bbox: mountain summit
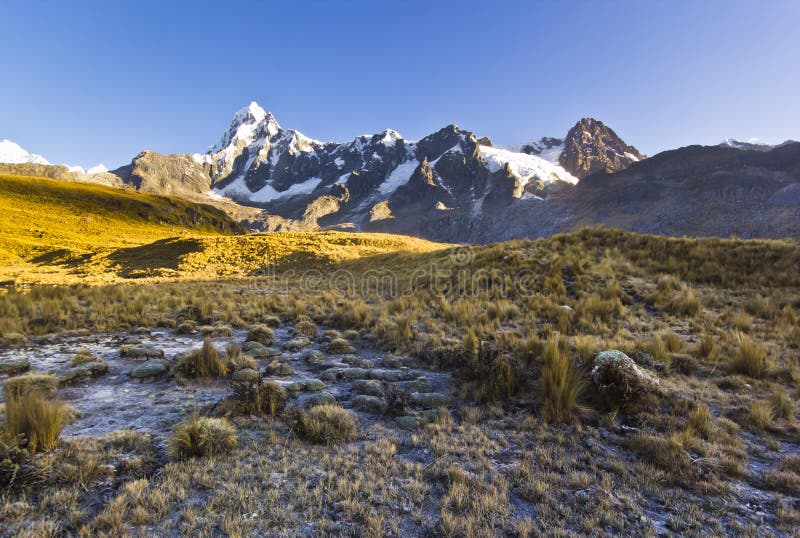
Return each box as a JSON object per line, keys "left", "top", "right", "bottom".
{"left": 522, "top": 118, "right": 644, "bottom": 178}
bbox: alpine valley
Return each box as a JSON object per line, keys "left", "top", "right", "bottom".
{"left": 2, "top": 102, "right": 798, "bottom": 242}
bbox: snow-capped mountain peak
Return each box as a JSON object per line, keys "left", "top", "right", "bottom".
{"left": 0, "top": 139, "right": 49, "bottom": 165}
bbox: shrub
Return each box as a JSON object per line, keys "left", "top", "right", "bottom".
{"left": 539, "top": 337, "right": 583, "bottom": 423}
{"left": 246, "top": 324, "right": 275, "bottom": 345}
{"left": 168, "top": 415, "right": 238, "bottom": 459}
{"left": 728, "top": 334, "right": 769, "bottom": 379}
{"left": 4, "top": 390, "right": 66, "bottom": 452}
{"left": 174, "top": 337, "right": 228, "bottom": 378}
{"left": 343, "top": 329, "right": 360, "bottom": 341}
{"left": 294, "top": 320, "right": 318, "bottom": 338}
{"left": 293, "top": 404, "right": 358, "bottom": 444}
{"left": 3, "top": 374, "right": 59, "bottom": 400}
{"left": 261, "top": 315, "right": 281, "bottom": 328}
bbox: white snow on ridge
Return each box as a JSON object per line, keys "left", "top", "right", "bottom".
{"left": 479, "top": 145, "right": 577, "bottom": 185}
{"left": 0, "top": 139, "right": 49, "bottom": 165}
{"left": 250, "top": 176, "right": 323, "bottom": 203}
{"left": 378, "top": 159, "right": 419, "bottom": 195}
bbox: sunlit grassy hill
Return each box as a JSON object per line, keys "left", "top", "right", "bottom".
{"left": 0, "top": 174, "right": 446, "bottom": 284}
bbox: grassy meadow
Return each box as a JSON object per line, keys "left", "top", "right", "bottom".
{"left": 0, "top": 174, "right": 799, "bottom": 535}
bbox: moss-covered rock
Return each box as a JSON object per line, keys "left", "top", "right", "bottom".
{"left": 264, "top": 360, "right": 293, "bottom": 377}
{"left": 246, "top": 325, "right": 275, "bottom": 346}
{"left": 243, "top": 341, "right": 280, "bottom": 358}
{"left": 130, "top": 359, "right": 170, "bottom": 379}
{"left": 119, "top": 344, "right": 164, "bottom": 360}
{"left": 58, "top": 361, "right": 109, "bottom": 385}
{"left": 230, "top": 368, "right": 260, "bottom": 383}
{"left": 591, "top": 350, "right": 660, "bottom": 404}
{"left": 284, "top": 337, "right": 312, "bottom": 351}
{"left": 328, "top": 338, "right": 356, "bottom": 354}
{"left": 353, "top": 395, "right": 386, "bottom": 414}
{"left": 0, "top": 357, "right": 30, "bottom": 376}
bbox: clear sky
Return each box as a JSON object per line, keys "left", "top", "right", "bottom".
{"left": 2, "top": 0, "right": 798, "bottom": 168}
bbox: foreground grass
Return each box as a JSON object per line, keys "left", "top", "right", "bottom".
{"left": 1, "top": 221, "right": 799, "bottom": 534}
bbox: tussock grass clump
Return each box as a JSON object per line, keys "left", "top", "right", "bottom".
{"left": 539, "top": 337, "right": 583, "bottom": 423}
{"left": 477, "top": 353, "right": 518, "bottom": 403}
{"left": 246, "top": 324, "right": 274, "bottom": 345}
{"left": 626, "top": 430, "right": 696, "bottom": 480}
{"left": 293, "top": 404, "right": 358, "bottom": 444}
{"left": 328, "top": 337, "right": 356, "bottom": 354}
{"left": 72, "top": 349, "right": 96, "bottom": 366}
{"left": 0, "top": 431, "right": 44, "bottom": 488}
{"left": 225, "top": 343, "right": 257, "bottom": 372}
{"left": 748, "top": 401, "right": 772, "bottom": 430}
{"left": 687, "top": 405, "right": 714, "bottom": 439}
{"left": 770, "top": 387, "right": 794, "bottom": 420}
{"left": 293, "top": 320, "right": 318, "bottom": 338}
{"left": 3, "top": 373, "right": 58, "bottom": 400}
{"left": 728, "top": 334, "right": 769, "bottom": 379}
{"left": 174, "top": 337, "right": 228, "bottom": 378}
{"left": 223, "top": 379, "right": 287, "bottom": 417}
{"left": 4, "top": 390, "right": 66, "bottom": 452}
{"left": 168, "top": 415, "right": 237, "bottom": 459}
{"left": 696, "top": 333, "right": 717, "bottom": 360}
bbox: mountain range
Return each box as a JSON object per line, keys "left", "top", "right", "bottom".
{"left": 2, "top": 103, "right": 798, "bottom": 241}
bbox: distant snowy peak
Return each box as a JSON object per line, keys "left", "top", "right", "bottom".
{"left": 717, "top": 138, "right": 798, "bottom": 152}
{"left": 521, "top": 118, "right": 643, "bottom": 179}
{"left": 0, "top": 139, "right": 49, "bottom": 165}
{"left": 520, "top": 137, "right": 564, "bottom": 164}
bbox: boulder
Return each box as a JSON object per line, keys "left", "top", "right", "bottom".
{"left": 591, "top": 350, "right": 660, "bottom": 403}
{"left": 130, "top": 359, "right": 170, "bottom": 379}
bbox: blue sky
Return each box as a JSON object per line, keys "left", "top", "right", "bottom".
{"left": 2, "top": 0, "right": 799, "bottom": 168}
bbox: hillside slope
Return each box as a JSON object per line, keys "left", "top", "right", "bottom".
{"left": 0, "top": 173, "right": 445, "bottom": 284}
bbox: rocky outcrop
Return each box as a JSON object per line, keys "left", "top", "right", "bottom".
{"left": 559, "top": 118, "right": 644, "bottom": 178}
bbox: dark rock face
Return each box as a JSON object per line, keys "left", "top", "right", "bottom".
{"left": 559, "top": 118, "right": 644, "bottom": 179}
{"left": 473, "top": 142, "right": 800, "bottom": 242}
